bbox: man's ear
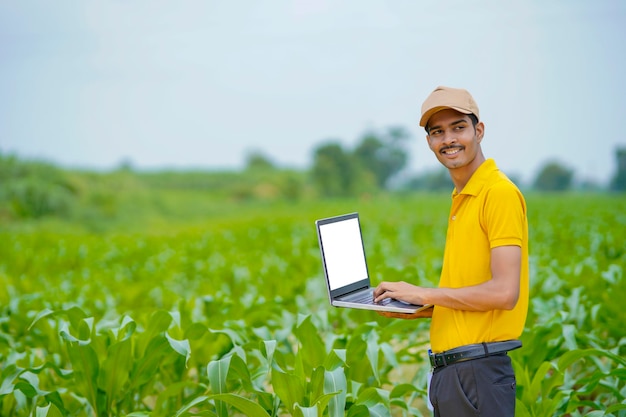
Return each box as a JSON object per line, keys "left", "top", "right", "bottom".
{"left": 475, "top": 121, "right": 485, "bottom": 143}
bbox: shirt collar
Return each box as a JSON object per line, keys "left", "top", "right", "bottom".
{"left": 451, "top": 159, "right": 498, "bottom": 197}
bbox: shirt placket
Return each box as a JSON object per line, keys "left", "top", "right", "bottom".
{"left": 448, "top": 194, "right": 465, "bottom": 240}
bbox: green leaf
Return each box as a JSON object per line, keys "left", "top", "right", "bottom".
{"left": 324, "top": 367, "right": 346, "bottom": 417}
{"left": 293, "top": 403, "right": 318, "bottom": 417}
{"left": 389, "top": 383, "right": 418, "bottom": 399}
{"left": 308, "top": 366, "right": 325, "bottom": 407}
{"left": 173, "top": 395, "right": 210, "bottom": 417}
{"left": 97, "top": 337, "right": 133, "bottom": 413}
{"left": 208, "top": 356, "right": 230, "bottom": 394}
{"left": 169, "top": 310, "right": 182, "bottom": 329}
{"left": 227, "top": 354, "right": 254, "bottom": 392}
{"left": 128, "top": 335, "right": 172, "bottom": 390}
{"left": 514, "top": 399, "right": 532, "bottom": 417}
{"left": 0, "top": 364, "right": 22, "bottom": 396}
{"left": 138, "top": 310, "right": 173, "bottom": 355}
{"left": 153, "top": 381, "right": 199, "bottom": 416}
{"left": 64, "top": 306, "right": 89, "bottom": 332}
{"left": 312, "top": 393, "right": 340, "bottom": 415}
{"left": 27, "top": 308, "right": 55, "bottom": 331}
{"left": 66, "top": 309, "right": 94, "bottom": 342}
{"left": 271, "top": 368, "right": 305, "bottom": 413}
{"left": 112, "top": 314, "right": 137, "bottom": 342}
{"left": 294, "top": 315, "right": 327, "bottom": 374}
{"left": 365, "top": 330, "right": 381, "bottom": 384}
{"left": 368, "top": 404, "right": 391, "bottom": 417}
{"left": 355, "top": 387, "right": 390, "bottom": 413}
{"left": 324, "top": 349, "right": 347, "bottom": 371}
{"left": 389, "top": 383, "right": 420, "bottom": 411}
{"left": 43, "top": 391, "right": 67, "bottom": 415}
{"left": 209, "top": 327, "right": 245, "bottom": 346}
{"left": 184, "top": 322, "right": 208, "bottom": 340}
{"left": 15, "top": 381, "right": 38, "bottom": 398}
{"left": 208, "top": 393, "right": 270, "bottom": 417}
{"left": 345, "top": 330, "right": 381, "bottom": 384}
{"left": 165, "top": 332, "right": 191, "bottom": 367}
{"left": 557, "top": 348, "right": 626, "bottom": 370}
{"left": 35, "top": 403, "right": 65, "bottom": 417}
{"left": 606, "top": 403, "right": 626, "bottom": 412}
{"left": 147, "top": 310, "right": 174, "bottom": 335}
{"left": 208, "top": 355, "right": 232, "bottom": 417}
{"left": 262, "top": 340, "right": 277, "bottom": 368}
{"left": 59, "top": 318, "right": 92, "bottom": 346}
{"left": 346, "top": 404, "right": 370, "bottom": 417}
{"left": 527, "top": 361, "right": 561, "bottom": 402}
{"left": 65, "top": 340, "right": 100, "bottom": 416}
{"left": 379, "top": 342, "right": 398, "bottom": 369}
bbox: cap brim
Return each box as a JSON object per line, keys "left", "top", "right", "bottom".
{"left": 419, "top": 106, "right": 473, "bottom": 127}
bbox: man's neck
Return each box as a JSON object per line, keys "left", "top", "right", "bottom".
{"left": 449, "top": 154, "right": 486, "bottom": 193}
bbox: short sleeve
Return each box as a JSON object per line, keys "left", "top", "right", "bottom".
{"left": 482, "top": 181, "right": 526, "bottom": 249}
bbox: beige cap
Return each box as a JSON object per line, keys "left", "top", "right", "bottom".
{"left": 420, "top": 86, "right": 480, "bottom": 127}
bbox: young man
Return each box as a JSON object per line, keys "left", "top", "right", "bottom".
{"left": 373, "top": 86, "right": 529, "bottom": 416}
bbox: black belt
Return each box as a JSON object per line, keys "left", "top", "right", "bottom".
{"left": 429, "top": 340, "right": 522, "bottom": 369}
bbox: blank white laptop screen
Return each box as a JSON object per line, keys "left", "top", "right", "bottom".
{"left": 318, "top": 217, "right": 368, "bottom": 290}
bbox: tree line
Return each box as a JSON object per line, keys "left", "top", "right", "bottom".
{"left": 280, "top": 127, "right": 626, "bottom": 197}
{"left": 1, "top": 134, "right": 625, "bottom": 221}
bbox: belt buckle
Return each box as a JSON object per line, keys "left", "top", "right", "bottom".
{"left": 428, "top": 349, "right": 445, "bottom": 368}
{"left": 428, "top": 349, "right": 437, "bottom": 368}
{"left": 429, "top": 355, "right": 437, "bottom": 368}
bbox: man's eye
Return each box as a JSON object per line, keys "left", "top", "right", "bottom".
{"left": 431, "top": 129, "right": 442, "bottom": 135}
{"left": 454, "top": 125, "right": 466, "bottom": 130}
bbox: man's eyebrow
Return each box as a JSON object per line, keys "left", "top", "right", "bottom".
{"left": 429, "top": 118, "right": 468, "bottom": 131}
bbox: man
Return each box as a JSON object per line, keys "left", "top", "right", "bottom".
{"left": 373, "top": 86, "right": 529, "bottom": 416}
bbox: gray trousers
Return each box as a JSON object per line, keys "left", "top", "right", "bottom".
{"left": 429, "top": 353, "right": 516, "bottom": 416}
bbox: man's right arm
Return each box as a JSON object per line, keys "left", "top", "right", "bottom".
{"left": 377, "top": 305, "right": 433, "bottom": 320}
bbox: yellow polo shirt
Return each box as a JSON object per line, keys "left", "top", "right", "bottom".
{"left": 430, "top": 159, "right": 529, "bottom": 353}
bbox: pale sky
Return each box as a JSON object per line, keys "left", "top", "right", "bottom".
{"left": 1, "top": 0, "right": 625, "bottom": 185}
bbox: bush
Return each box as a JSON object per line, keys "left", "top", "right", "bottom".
{"left": 0, "top": 154, "right": 76, "bottom": 219}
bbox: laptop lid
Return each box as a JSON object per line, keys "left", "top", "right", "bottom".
{"left": 315, "top": 212, "right": 370, "bottom": 300}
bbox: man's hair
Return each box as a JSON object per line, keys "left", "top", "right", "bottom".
{"left": 425, "top": 113, "right": 479, "bottom": 134}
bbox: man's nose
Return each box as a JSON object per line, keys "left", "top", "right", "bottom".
{"left": 441, "top": 131, "right": 457, "bottom": 146}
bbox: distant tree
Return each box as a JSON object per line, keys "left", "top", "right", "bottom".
{"left": 609, "top": 147, "right": 626, "bottom": 192}
{"left": 278, "top": 171, "right": 304, "bottom": 201}
{"left": 533, "top": 161, "right": 574, "bottom": 191}
{"left": 116, "top": 158, "right": 135, "bottom": 172}
{"left": 577, "top": 178, "right": 602, "bottom": 191}
{"left": 0, "top": 154, "right": 76, "bottom": 218}
{"left": 311, "top": 142, "right": 360, "bottom": 197}
{"left": 403, "top": 169, "right": 453, "bottom": 191}
{"left": 353, "top": 126, "right": 410, "bottom": 189}
{"left": 245, "top": 151, "right": 275, "bottom": 171}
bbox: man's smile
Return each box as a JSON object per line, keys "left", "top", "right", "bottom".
{"left": 441, "top": 146, "right": 464, "bottom": 155}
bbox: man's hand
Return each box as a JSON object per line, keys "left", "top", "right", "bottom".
{"left": 373, "top": 281, "right": 429, "bottom": 305}
{"left": 377, "top": 305, "right": 433, "bottom": 320}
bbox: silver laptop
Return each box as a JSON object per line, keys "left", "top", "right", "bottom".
{"left": 315, "top": 212, "right": 432, "bottom": 314}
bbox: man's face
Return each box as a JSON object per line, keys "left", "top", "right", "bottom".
{"left": 425, "top": 109, "right": 484, "bottom": 170}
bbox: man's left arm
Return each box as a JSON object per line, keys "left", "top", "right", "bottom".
{"left": 374, "top": 182, "right": 526, "bottom": 311}
{"left": 374, "top": 245, "right": 521, "bottom": 311}
{"left": 436, "top": 244, "right": 521, "bottom": 311}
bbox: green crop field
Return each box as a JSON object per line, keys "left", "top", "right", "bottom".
{"left": 1, "top": 193, "right": 625, "bottom": 416}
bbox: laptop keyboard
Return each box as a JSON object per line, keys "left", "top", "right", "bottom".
{"left": 350, "top": 292, "right": 391, "bottom": 306}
